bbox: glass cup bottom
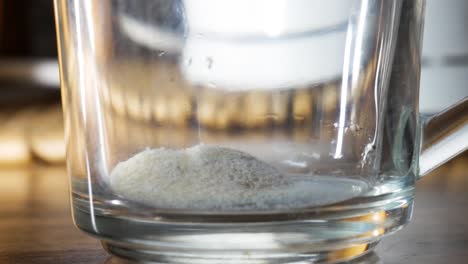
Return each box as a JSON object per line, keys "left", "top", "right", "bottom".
{"left": 72, "top": 176, "right": 414, "bottom": 263}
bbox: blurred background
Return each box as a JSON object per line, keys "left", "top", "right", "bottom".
{"left": 0, "top": 0, "right": 466, "bottom": 166}
{"left": 0, "top": 2, "right": 466, "bottom": 263}
{"left": 0, "top": 0, "right": 62, "bottom": 167}
{"left": 421, "top": 0, "right": 468, "bottom": 113}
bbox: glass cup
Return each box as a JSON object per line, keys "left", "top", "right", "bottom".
{"left": 54, "top": 0, "right": 468, "bottom": 263}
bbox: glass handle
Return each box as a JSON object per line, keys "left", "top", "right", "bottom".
{"left": 419, "top": 97, "right": 468, "bottom": 177}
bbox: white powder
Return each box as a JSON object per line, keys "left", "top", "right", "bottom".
{"left": 110, "top": 145, "right": 367, "bottom": 210}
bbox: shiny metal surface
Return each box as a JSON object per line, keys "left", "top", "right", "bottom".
{"left": 420, "top": 97, "right": 468, "bottom": 176}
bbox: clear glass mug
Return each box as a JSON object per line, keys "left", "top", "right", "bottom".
{"left": 54, "top": 0, "right": 468, "bottom": 263}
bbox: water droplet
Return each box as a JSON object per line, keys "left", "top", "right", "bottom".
{"left": 158, "top": 51, "right": 166, "bottom": 57}
{"left": 348, "top": 123, "right": 362, "bottom": 132}
{"left": 187, "top": 57, "right": 192, "bottom": 66}
{"left": 206, "top": 57, "right": 213, "bottom": 69}
{"left": 361, "top": 143, "right": 376, "bottom": 164}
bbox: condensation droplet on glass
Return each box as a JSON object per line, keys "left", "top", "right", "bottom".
{"left": 349, "top": 123, "right": 362, "bottom": 133}
{"left": 361, "top": 143, "right": 375, "bottom": 165}
{"left": 158, "top": 51, "right": 166, "bottom": 57}
{"left": 187, "top": 57, "right": 192, "bottom": 66}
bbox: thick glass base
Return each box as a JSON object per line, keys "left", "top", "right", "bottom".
{"left": 101, "top": 239, "right": 380, "bottom": 264}
{"left": 73, "top": 185, "right": 413, "bottom": 264}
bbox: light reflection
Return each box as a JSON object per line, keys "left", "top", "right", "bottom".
{"left": 262, "top": 0, "right": 286, "bottom": 37}
{"left": 73, "top": 0, "right": 98, "bottom": 233}
{"left": 334, "top": 18, "right": 354, "bottom": 159}
{"left": 110, "top": 200, "right": 123, "bottom": 205}
{"left": 102, "top": 250, "right": 382, "bottom": 264}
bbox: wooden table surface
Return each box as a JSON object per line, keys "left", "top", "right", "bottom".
{"left": 0, "top": 153, "right": 467, "bottom": 264}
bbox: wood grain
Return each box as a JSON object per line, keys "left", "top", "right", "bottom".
{"left": 0, "top": 165, "right": 107, "bottom": 264}
{"left": 377, "top": 152, "right": 468, "bottom": 264}
{"left": 0, "top": 152, "right": 467, "bottom": 264}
